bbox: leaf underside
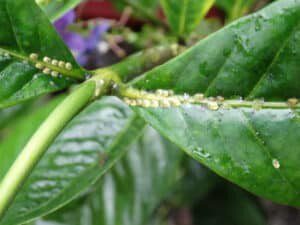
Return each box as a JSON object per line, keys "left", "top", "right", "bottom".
{"left": 36, "top": 127, "right": 183, "bottom": 225}
{"left": 131, "top": 0, "right": 300, "bottom": 206}
{"left": 0, "top": 97, "right": 145, "bottom": 225}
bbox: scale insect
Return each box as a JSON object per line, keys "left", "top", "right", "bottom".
{"left": 121, "top": 88, "right": 300, "bottom": 111}
{"left": 29, "top": 53, "right": 74, "bottom": 78}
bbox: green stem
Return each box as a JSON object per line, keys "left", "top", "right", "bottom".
{"left": 0, "top": 80, "right": 97, "bottom": 219}
{"left": 92, "top": 44, "right": 181, "bottom": 83}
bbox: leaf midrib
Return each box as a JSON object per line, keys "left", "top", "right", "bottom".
{"left": 179, "top": 0, "right": 189, "bottom": 35}
{"left": 0, "top": 47, "right": 83, "bottom": 80}
{"left": 1, "top": 0, "right": 83, "bottom": 80}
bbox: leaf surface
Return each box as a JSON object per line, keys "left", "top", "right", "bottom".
{"left": 216, "top": 0, "right": 257, "bottom": 21}
{"left": 0, "top": 0, "right": 85, "bottom": 109}
{"left": 161, "top": 0, "right": 215, "bottom": 36}
{"left": 112, "top": 0, "right": 159, "bottom": 21}
{"left": 0, "top": 97, "right": 145, "bottom": 225}
{"left": 130, "top": 0, "right": 300, "bottom": 206}
{"left": 35, "top": 127, "right": 183, "bottom": 225}
{"left": 37, "top": 0, "right": 82, "bottom": 22}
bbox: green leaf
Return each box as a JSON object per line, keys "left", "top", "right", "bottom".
{"left": 0, "top": 103, "right": 31, "bottom": 130}
{"left": 112, "top": 0, "right": 160, "bottom": 23}
{"left": 0, "top": 0, "right": 85, "bottom": 109}
{"left": 37, "top": 0, "right": 83, "bottom": 22}
{"left": 34, "top": 127, "right": 183, "bottom": 225}
{"left": 0, "top": 97, "right": 145, "bottom": 225}
{"left": 128, "top": 0, "right": 300, "bottom": 206}
{"left": 0, "top": 96, "right": 64, "bottom": 180}
{"left": 216, "top": 0, "right": 257, "bottom": 21}
{"left": 132, "top": 0, "right": 300, "bottom": 100}
{"left": 161, "top": 0, "right": 215, "bottom": 37}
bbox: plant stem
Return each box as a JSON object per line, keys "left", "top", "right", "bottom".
{"left": 0, "top": 80, "right": 97, "bottom": 219}
{"left": 92, "top": 44, "right": 182, "bottom": 83}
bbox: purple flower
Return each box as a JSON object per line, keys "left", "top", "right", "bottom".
{"left": 54, "top": 10, "right": 110, "bottom": 66}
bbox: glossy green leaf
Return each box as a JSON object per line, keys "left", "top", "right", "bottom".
{"left": 130, "top": 0, "right": 300, "bottom": 206}
{"left": 161, "top": 0, "right": 215, "bottom": 37}
{"left": 132, "top": 0, "right": 300, "bottom": 100}
{"left": 0, "top": 97, "right": 145, "bottom": 225}
{"left": 0, "top": 0, "right": 85, "bottom": 109}
{"left": 34, "top": 127, "right": 183, "bottom": 225}
{"left": 37, "top": 0, "right": 83, "bottom": 22}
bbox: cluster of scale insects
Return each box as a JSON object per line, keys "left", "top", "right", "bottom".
{"left": 122, "top": 89, "right": 299, "bottom": 111}
{"left": 0, "top": 51, "right": 11, "bottom": 59}
{"left": 0, "top": 50, "right": 74, "bottom": 78}
{"left": 123, "top": 89, "right": 227, "bottom": 110}
{"left": 29, "top": 53, "right": 73, "bottom": 77}
{"left": 123, "top": 88, "right": 295, "bottom": 170}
